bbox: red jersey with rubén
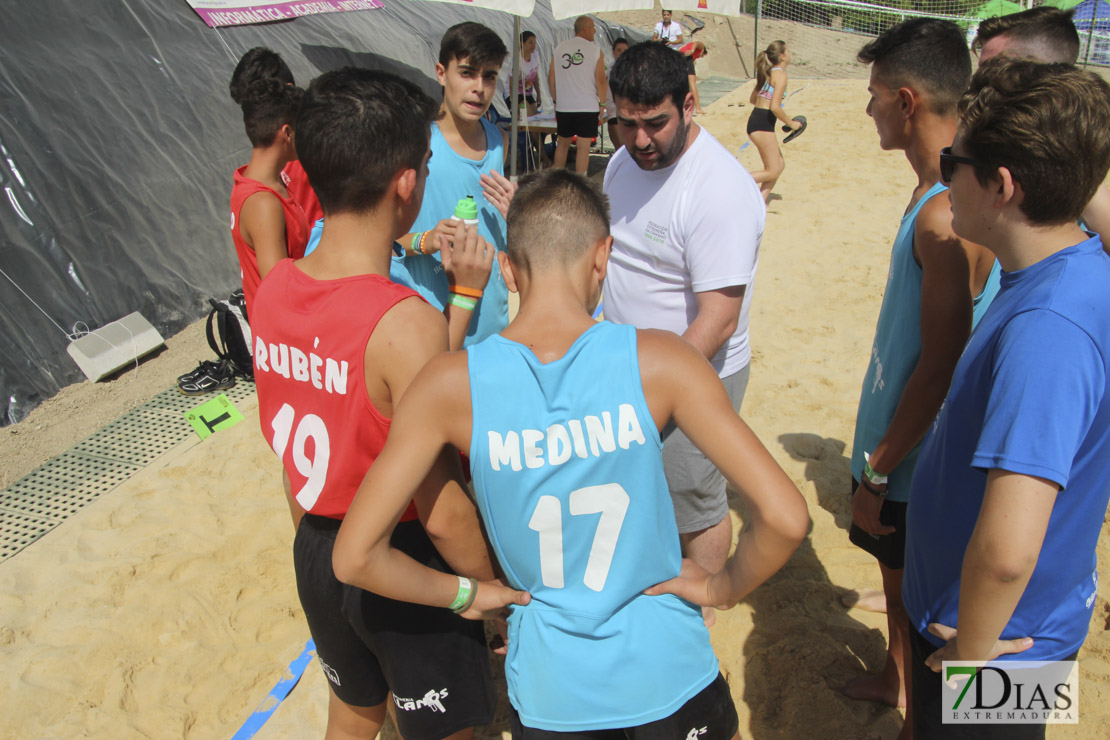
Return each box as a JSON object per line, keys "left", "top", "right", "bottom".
{"left": 252, "top": 258, "right": 420, "bottom": 521}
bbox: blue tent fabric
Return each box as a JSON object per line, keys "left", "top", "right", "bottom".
{"left": 0, "top": 0, "right": 642, "bottom": 425}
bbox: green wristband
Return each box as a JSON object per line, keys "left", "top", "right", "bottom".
{"left": 409, "top": 232, "right": 423, "bottom": 255}
{"left": 448, "top": 576, "right": 477, "bottom": 613}
{"left": 863, "top": 452, "right": 888, "bottom": 486}
{"left": 449, "top": 293, "right": 478, "bottom": 311}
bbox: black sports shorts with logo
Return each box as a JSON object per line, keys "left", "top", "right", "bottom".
{"left": 294, "top": 515, "right": 495, "bottom": 740}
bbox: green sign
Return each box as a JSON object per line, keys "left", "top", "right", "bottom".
{"left": 185, "top": 394, "right": 244, "bottom": 439}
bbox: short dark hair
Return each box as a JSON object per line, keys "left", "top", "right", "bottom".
{"left": 296, "top": 68, "right": 438, "bottom": 216}
{"left": 959, "top": 58, "right": 1110, "bottom": 225}
{"left": 609, "top": 41, "right": 689, "bottom": 110}
{"left": 230, "top": 47, "right": 294, "bottom": 105}
{"left": 614, "top": 37, "right": 629, "bottom": 48}
{"left": 506, "top": 169, "right": 609, "bottom": 273}
{"left": 973, "top": 7, "right": 1080, "bottom": 64}
{"left": 439, "top": 22, "right": 508, "bottom": 70}
{"left": 237, "top": 78, "right": 303, "bottom": 148}
{"left": 857, "top": 18, "right": 972, "bottom": 115}
{"left": 520, "top": 30, "right": 536, "bottom": 45}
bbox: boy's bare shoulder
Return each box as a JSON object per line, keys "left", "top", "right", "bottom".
{"left": 365, "top": 295, "right": 449, "bottom": 380}
{"left": 636, "top": 328, "right": 704, "bottom": 375}
{"left": 373, "top": 295, "right": 448, "bottom": 347}
{"left": 917, "top": 190, "right": 990, "bottom": 259}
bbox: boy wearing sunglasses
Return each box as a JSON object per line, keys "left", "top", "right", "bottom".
{"left": 902, "top": 58, "right": 1110, "bottom": 738}
{"left": 840, "top": 19, "right": 1001, "bottom": 728}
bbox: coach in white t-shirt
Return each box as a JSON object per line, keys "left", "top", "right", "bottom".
{"left": 653, "top": 9, "right": 684, "bottom": 50}
{"left": 605, "top": 41, "right": 765, "bottom": 587}
{"left": 548, "top": 16, "right": 606, "bottom": 175}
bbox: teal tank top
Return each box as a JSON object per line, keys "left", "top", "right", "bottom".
{"left": 390, "top": 119, "right": 509, "bottom": 346}
{"left": 467, "top": 322, "right": 719, "bottom": 731}
{"left": 851, "top": 182, "right": 1001, "bottom": 502}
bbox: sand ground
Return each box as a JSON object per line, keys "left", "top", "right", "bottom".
{"left": 3, "top": 77, "right": 1110, "bottom": 739}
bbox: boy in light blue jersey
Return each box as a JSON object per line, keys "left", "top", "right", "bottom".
{"left": 333, "top": 168, "right": 808, "bottom": 737}
{"left": 841, "top": 21, "right": 1000, "bottom": 727}
{"left": 392, "top": 22, "right": 510, "bottom": 350}
{"left": 902, "top": 59, "right": 1110, "bottom": 739}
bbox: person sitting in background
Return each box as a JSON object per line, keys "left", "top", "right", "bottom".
{"left": 507, "top": 30, "right": 542, "bottom": 119}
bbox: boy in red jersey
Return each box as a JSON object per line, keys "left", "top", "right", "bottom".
{"left": 228, "top": 49, "right": 310, "bottom": 318}
{"left": 251, "top": 67, "right": 498, "bottom": 740}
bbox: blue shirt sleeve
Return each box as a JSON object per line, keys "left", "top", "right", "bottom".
{"left": 972, "top": 309, "right": 1105, "bottom": 489}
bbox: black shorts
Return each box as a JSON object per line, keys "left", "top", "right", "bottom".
{"left": 507, "top": 93, "right": 537, "bottom": 107}
{"left": 746, "top": 107, "right": 776, "bottom": 135}
{"left": 685, "top": 56, "right": 697, "bottom": 76}
{"left": 509, "top": 672, "right": 738, "bottom": 739}
{"left": 293, "top": 515, "right": 495, "bottom": 739}
{"left": 556, "top": 110, "right": 599, "bottom": 139}
{"left": 909, "top": 627, "right": 1078, "bottom": 739}
{"left": 848, "top": 478, "right": 908, "bottom": 570}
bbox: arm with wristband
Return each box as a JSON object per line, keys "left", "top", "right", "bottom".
{"left": 440, "top": 220, "right": 494, "bottom": 351}
{"left": 333, "top": 351, "right": 530, "bottom": 620}
{"left": 851, "top": 193, "right": 977, "bottom": 536}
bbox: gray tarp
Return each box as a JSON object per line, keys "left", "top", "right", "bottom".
{"left": 0, "top": 0, "right": 644, "bottom": 424}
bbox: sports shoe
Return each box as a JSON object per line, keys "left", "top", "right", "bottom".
{"left": 178, "top": 358, "right": 237, "bottom": 396}
{"left": 177, "top": 359, "right": 221, "bottom": 385}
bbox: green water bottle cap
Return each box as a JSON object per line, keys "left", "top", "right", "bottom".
{"left": 454, "top": 195, "right": 478, "bottom": 221}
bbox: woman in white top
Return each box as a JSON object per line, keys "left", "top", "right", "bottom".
{"left": 507, "top": 30, "right": 541, "bottom": 119}
{"left": 746, "top": 40, "right": 802, "bottom": 203}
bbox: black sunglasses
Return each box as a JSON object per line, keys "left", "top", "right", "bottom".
{"left": 939, "top": 146, "right": 985, "bottom": 184}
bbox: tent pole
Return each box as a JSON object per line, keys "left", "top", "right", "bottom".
{"left": 510, "top": 16, "right": 521, "bottom": 179}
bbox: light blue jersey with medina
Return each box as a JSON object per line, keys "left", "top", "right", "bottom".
{"left": 467, "top": 321, "right": 719, "bottom": 731}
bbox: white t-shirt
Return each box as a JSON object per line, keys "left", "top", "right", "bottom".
{"left": 517, "top": 52, "right": 541, "bottom": 97}
{"left": 553, "top": 36, "right": 601, "bottom": 113}
{"left": 654, "top": 21, "right": 683, "bottom": 50}
{"left": 603, "top": 127, "right": 765, "bottom": 377}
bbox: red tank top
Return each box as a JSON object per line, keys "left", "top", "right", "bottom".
{"left": 252, "top": 259, "right": 420, "bottom": 521}
{"left": 282, "top": 160, "right": 324, "bottom": 230}
{"left": 230, "top": 166, "right": 309, "bottom": 318}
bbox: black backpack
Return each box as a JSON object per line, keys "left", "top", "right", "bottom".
{"left": 206, "top": 289, "right": 254, "bottom": 379}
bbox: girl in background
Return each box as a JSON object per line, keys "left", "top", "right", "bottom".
{"left": 746, "top": 41, "right": 802, "bottom": 203}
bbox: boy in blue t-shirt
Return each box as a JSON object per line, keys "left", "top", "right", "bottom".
{"left": 332, "top": 169, "right": 809, "bottom": 736}
{"left": 393, "top": 21, "right": 511, "bottom": 350}
{"left": 902, "top": 59, "right": 1110, "bottom": 738}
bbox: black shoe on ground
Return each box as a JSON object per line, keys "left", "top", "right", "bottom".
{"left": 177, "top": 359, "right": 221, "bottom": 385}
{"left": 178, "top": 359, "right": 237, "bottom": 396}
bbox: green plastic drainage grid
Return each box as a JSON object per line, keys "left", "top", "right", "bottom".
{"left": 0, "top": 381, "right": 257, "bottom": 562}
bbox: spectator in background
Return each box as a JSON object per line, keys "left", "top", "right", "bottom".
{"left": 549, "top": 16, "right": 607, "bottom": 174}
{"left": 605, "top": 37, "right": 630, "bottom": 151}
{"left": 654, "top": 9, "right": 684, "bottom": 50}
{"left": 507, "top": 30, "right": 542, "bottom": 120}
{"left": 681, "top": 40, "right": 709, "bottom": 115}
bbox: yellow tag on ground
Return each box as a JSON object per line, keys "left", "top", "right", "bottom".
{"left": 185, "top": 394, "right": 244, "bottom": 439}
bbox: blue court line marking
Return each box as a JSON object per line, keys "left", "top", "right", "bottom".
{"left": 737, "top": 85, "right": 807, "bottom": 153}
{"left": 231, "top": 639, "right": 316, "bottom": 740}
